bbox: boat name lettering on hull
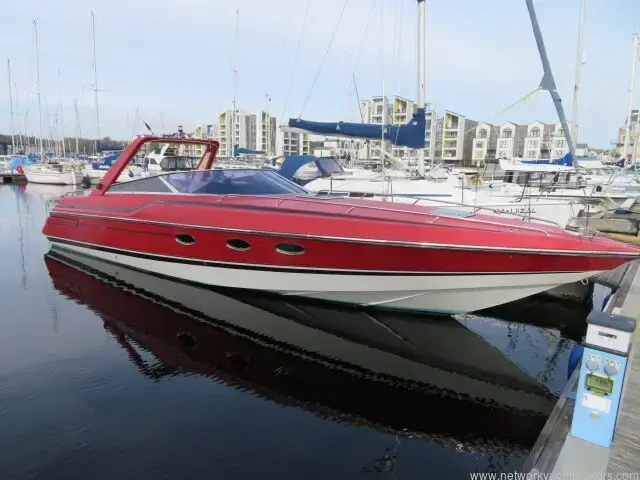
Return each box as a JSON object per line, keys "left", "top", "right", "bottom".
{"left": 495, "top": 208, "right": 537, "bottom": 215}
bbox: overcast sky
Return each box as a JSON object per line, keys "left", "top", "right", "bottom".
{"left": 1, "top": 0, "right": 639, "bottom": 148}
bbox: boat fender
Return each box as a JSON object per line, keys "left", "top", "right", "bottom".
{"left": 568, "top": 344, "right": 584, "bottom": 380}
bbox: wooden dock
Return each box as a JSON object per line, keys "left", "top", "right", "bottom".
{"left": 607, "top": 264, "right": 640, "bottom": 475}
{"left": 524, "top": 262, "right": 640, "bottom": 476}
{"left": 0, "top": 172, "right": 27, "bottom": 184}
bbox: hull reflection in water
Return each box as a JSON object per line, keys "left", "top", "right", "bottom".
{"left": 45, "top": 247, "right": 556, "bottom": 456}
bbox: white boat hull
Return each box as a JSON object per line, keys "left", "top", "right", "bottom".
{"left": 50, "top": 240, "right": 601, "bottom": 314}
{"left": 24, "top": 169, "right": 83, "bottom": 185}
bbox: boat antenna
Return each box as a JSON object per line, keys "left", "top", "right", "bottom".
{"left": 416, "top": 0, "right": 426, "bottom": 177}
{"left": 91, "top": 11, "right": 100, "bottom": 156}
{"left": 525, "top": 0, "right": 576, "bottom": 164}
{"left": 622, "top": 33, "right": 639, "bottom": 166}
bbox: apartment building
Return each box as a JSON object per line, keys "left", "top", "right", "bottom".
{"left": 495, "top": 122, "right": 527, "bottom": 160}
{"left": 217, "top": 109, "right": 256, "bottom": 158}
{"left": 522, "top": 121, "right": 553, "bottom": 159}
{"left": 470, "top": 120, "right": 572, "bottom": 162}
{"left": 435, "top": 111, "right": 478, "bottom": 163}
{"left": 276, "top": 129, "right": 310, "bottom": 156}
{"left": 616, "top": 109, "right": 640, "bottom": 162}
{"left": 550, "top": 122, "right": 572, "bottom": 159}
{"left": 471, "top": 122, "right": 497, "bottom": 165}
{"left": 255, "top": 110, "right": 277, "bottom": 156}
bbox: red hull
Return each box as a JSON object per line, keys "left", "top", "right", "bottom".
{"left": 44, "top": 193, "right": 639, "bottom": 274}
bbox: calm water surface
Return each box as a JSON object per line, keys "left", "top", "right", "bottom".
{"left": 0, "top": 184, "right": 577, "bottom": 479}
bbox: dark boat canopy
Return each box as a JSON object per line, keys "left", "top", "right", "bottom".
{"left": 278, "top": 155, "right": 344, "bottom": 181}
{"left": 288, "top": 108, "right": 426, "bottom": 149}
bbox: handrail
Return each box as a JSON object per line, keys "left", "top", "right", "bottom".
{"left": 283, "top": 194, "right": 556, "bottom": 235}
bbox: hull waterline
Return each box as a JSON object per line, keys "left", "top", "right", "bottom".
{"left": 49, "top": 239, "right": 602, "bottom": 314}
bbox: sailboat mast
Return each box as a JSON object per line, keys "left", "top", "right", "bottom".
{"left": 622, "top": 33, "right": 639, "bottom": 166}
{"left": 34, "top": 20, "right": 44, "bottom": 161}
{"left": 91, "top": 11, "right": 100, "bottom": 156}
{"left": 231, "top": 8, "right": 239, "bottom": 157}
{"left": 58, "top": 70, "right": 67, "bottom": 156}
{"left": 14, "top": 83, "right": 24, "bottom": 152}
{"left": 525, "top": 0, "right": 575, "bottom": 162}
{"left": 571, "top": 0, "right": 586, "bottom": 149}
{"left": 7, "top": 59, "right": 16, "bottom": 155}
{"left": 416, "top": 0, "right": 426, "bottom": 176}
{"left": 74, "top": 98, "right": 80, "bottom": 155}
{"left": 381, "top": 0, "right": 386, "bottom": 177}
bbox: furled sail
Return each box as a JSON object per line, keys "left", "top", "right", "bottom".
{"left": 288, "top": 108, "right": 426, "bottom": 149}
{"left": 234, "top": 145, "right": 265, "bottom": 156}
{"left": 520, "top": 152, "right": 573, "bottom": 167}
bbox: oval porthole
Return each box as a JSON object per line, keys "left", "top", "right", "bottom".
{"left": 275, "top": 243, "right": 306, "bottom": 255}
{"left": 175, "top": 233, "right": 196, "bottom": 245}
{"left": 226, "top": 239, "right": 251, "bottom": 251}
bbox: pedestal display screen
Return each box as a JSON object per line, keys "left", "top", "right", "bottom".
{"left": 585, "top": 372, "right": 614, "bottom": 396}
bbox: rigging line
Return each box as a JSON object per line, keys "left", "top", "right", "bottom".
{"left": 272, "top": 0, "right": 296, "bottom": 100}
{"left": 298, "top": 0, "right": 351, "bottom": 118}
{"left": 340, "top": 0, "right": 376, "bottom": 120}
{"left": 353, "top": 73, "right": 364, "bottom": 122}
{"left": 280, "top": 0, "right": 312, "bottom": 124}
{"left": 392, "top": 0, "right": 406, "bottom": 147}
{"left": 393, "top": 0, "right": 405, "bottom": 94}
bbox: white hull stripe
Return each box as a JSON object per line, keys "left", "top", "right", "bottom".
{"left": 47, "top": 241, "right": 601, "bottom": 314}
{"left": 47, "top": 237, "right": 589, "bottom": 276}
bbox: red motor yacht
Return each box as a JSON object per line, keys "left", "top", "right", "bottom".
{"left": 42, "top": 136, "right": 640, "bottom": 314}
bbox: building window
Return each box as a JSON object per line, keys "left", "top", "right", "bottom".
{"left": 475, "top": 141, "right": 484, "bottom": 148}
{"left": 527, "top": 149, "right": 536, "bottom": 158}
{"left": 478, "top": 128, "right": 488, "bottom": 138}
{"left": 499, "top": 140, "right": 507, "bottom": 148}
{"left": 528, "top": 140, "right": 538, "bottom": 148}
{"left": 474, "top": 150, "right": 484, "bottom": 159}
{"left": 556, "top": 140, "right": 565, "bottom": 148}
{"left": 558, "top": 129, "right": 564, "bottom": 136}
{"left": 502, "top": 127, "right": 513, "bottom": 138}
{"left": 530, "top": 127, "right": 541, "bottom": 137}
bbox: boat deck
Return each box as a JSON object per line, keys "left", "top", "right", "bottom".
{"left": 524, "top": 261, "right": 640, "bottom": 476}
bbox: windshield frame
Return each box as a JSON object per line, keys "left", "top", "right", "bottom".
{"left": 107, "top": 168, "right": 311, "bottom": 196}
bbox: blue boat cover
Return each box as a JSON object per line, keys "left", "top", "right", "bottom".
{"left": 520, "top": 152, "right": 573, "bottom": 167}
{"left": 234, "top": 145, "right": 265, "bottom": 156}
{"left": 288, "top": 108, "right": 426, "bottom": 149}
{"left": 91, "top": 153, "right": 120, "bottom": 170}
{"left": 10, "top": 156, "right": 35, "bottom": 173}
{"left": 278, "top": 155, "right": 343, "bottom": 181}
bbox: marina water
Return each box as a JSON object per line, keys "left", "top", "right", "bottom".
{"left": 0, "top": 184, "right": 578, "bottom": 479}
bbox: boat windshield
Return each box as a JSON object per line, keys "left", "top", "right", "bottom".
{"left": 108, "top": 169, "right": 310, "bottom": 195}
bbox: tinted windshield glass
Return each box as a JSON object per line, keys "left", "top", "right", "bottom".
{"left": 317, "top": 158, "right": 344, "bottom": 175}
{"left": 165, "top": 169, "right": 309, "bottom": 195}
{"left": 160, "top": 156, "right": 197, "bottom": 171}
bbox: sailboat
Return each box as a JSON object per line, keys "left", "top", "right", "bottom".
{"left": 284, "top": 0, "right": 617, "bottom": 227}
{"left": 22, "top": 22, "right": 83, "bottom": 185}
